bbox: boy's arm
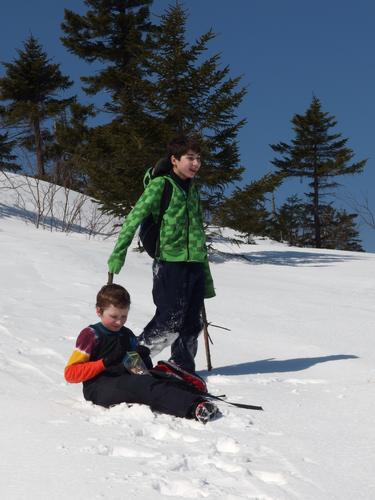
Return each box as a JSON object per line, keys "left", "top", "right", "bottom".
{"left": 108, "top": 178, "right": 166, "bottom": 274}
{"left": 64, "top": 327, "right": 105, "bottom": 383}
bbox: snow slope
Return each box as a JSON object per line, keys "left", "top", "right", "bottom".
{"left": 1, "top": 174, "right": 375, "bottom": 499}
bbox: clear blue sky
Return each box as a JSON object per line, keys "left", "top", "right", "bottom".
{"left": 1, "top": 0, "right": 374, "bottom": 251}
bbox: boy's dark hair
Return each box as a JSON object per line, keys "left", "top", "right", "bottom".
{"left": 96, "top": 284, "right": 131, "bottom": 310}
{"left": 167, "top": 135, "right": 202, "bottom": 160}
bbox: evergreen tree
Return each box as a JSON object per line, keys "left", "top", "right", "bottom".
{"left": 0, "top": 132, "right": 19, "bottom": 171}
{"left": 216, "top": 173, "right": 283, "bottom": 238}
{"left": 61, "top": 0, "right": 154, "bottom": 116}
{"left": 46, "top": 101, "right": 96, "bottom": 190}
{"left": 80, "top": 120, "right": 163, "bottom": 214}
{"left": 147, "top": 3, "right": 246, "bottom": 214}
{"left": 61, "top": 1, "right": 247, "bottom": 217}
{"left": 271, "top": 196, "right": 363, "bottom": 251}
{"left": 61, "top": 0, "right": 160, "bottom": 214}
{"left": 270, "top": 96, "right": 366, "bottom": 248}
{"left": 319, "top": 205, "right": 363, "bottom": 251}
{"left": 270, "top": 194, "right": 311, "bottom": 246}
{"left": 0, "top": 36, "right": 73, "bottom": 177}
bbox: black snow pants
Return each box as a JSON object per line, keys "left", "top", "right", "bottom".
{"left": 138, "top": 260, "right": 205, "bottom": 373}
{"left": 83, "top": 373, "right": 203, "bottom": 417}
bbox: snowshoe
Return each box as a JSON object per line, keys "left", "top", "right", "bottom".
{"left": 152, "top": 360, "right": 207, "bottom": 393}
{"left": 194, "top": 401, "right": 220, "bottom": 424}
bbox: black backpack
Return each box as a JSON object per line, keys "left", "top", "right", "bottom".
{"left": 139, "top": 158, "right": 173, "bottom": 258}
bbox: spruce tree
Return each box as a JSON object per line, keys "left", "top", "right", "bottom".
{"left": 147, "top": 3, "right": 247, "bottom": 214}
{"left": 272, "top": 196, "right": 363, "bottom": 251}
{"left": 216, "top": 173, "right": 283, "bottom": 238}
{"left": 61, "top": 0, "right": 159, "bottom": 214}
{"left": 270, "top": 195, "right": 311, "bottom": 246}
{"left": 61, "top": 2, "right": 247, "bottom": 217}
{"left": 61, "top": 0, "right": 154, "bottom": 115}
{"left": 0, "top": 36, "right": 73, "bottom": 177}
{"left": 46, "top": 101, "right": 96, "bottom": 190}
{"left": 319, "top": 205, "right": 363, "bottom": 251}
{"left": 0, "top": 132, "right": 19, "bottom": 171}
{"left": 270, "top": 96, "right": 366, "bottom": 248}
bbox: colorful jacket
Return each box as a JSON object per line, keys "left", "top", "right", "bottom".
{"left": 64, "top": 322, "right": 138, "bottom": 384}
{"left": 108, "top": 175, "right": 215, "bottom": 298}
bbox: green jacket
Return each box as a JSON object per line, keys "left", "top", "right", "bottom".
{"left": 108, "top": 175, "right": 215, "bottom": 298}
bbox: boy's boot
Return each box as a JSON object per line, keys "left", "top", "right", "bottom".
{"left": 194, "top": 401, "right": 220, "bottom": 424}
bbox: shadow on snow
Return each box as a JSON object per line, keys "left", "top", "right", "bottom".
{"left": 211, "top": 249, "right": 364, "bottom": 267}
{"left": 202, "top": 354, "right": 359, "bottom": 376}
{"left": 0, "top": 202, "right": 110, "bottom": 236}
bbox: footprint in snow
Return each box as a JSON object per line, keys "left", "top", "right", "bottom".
{"left": 0, "top": 323, "right": 12, "bottom": 337}
{"left": 283, "top": 378, "right": 327, "bottom": 385}
{"left": 253, "top": 470, "right": 287, "bottom": 486}
{"left": 154, "top": 478, "right": 208, "bottom": 498}
{"left": 215, "top": 436, "right": 240, "bottom": 454}
{"left": 111, "top": 446, "right": 158, "bottom": 459}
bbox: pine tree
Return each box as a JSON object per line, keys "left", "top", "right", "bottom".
{"left": 61, "top": 0, "right": 154, "bottom": 116}
{"left": 216, "top": 173, "right": 283, "bottom": 238}
{"left": 272, "top": 196, "right": 363, "bottom": 251}
{"left": 147, "top": 3, "right": 247, "bottom": 214}
{"left": 61, "top": 0, "right": 160, "bottom": 214}
{"left": 270, "top": 195, "right": 311, "bottom": 246}
{"left": 46, "top": 101, "right": 96, "bottom": 190}
{"left": 0, "top": 132, "right": 19, "bottom": 171}
{"left": 80, "top": 120, "right": 163, "bottom": 214}
{"left": 270, "top": 96, "right": 366, "bottom": 248}
{"left": 0, "top": 36, "right": 73, "bottom": 177}
{"left": 319, "top": 205, "right": 363, "bottom": 251}
{"left": 61, "top": 2, "right": 247, "bottom": 217}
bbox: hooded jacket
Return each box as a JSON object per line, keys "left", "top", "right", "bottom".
{"left": 108, "top": 175, "right": 215, "bottom": 298}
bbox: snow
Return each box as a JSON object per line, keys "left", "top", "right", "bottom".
{"left": 1, "top": 173, "right": 375, "bottom": 499}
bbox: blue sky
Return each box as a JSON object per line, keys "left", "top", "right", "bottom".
{"left": 1, "top": 0, "right": 374, "bottom": 251}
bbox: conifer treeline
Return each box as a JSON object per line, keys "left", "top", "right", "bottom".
{"left": 0, "top": 0, "right": 367, "bottom": 251}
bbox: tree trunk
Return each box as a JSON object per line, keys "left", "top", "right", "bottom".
{"left": 313, "top": 170, "right": 321, "bottom": 248}
{"left": 32, "top": 117, "right": 45, "bottom": 178}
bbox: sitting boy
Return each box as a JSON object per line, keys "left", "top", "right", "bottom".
{"left": 64, "top": 284, "right": 219, "bottom": 424}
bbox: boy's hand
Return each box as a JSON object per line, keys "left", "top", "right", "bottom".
{"left": 137, "top": 345, "right": 153, "bottom": 369}
{"left": 108, "top": 255, "right": 124, "bottom": 274}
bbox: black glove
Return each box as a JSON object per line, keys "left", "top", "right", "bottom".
{"left": 103, "top": 342, "right": 125, "bottom": 369}
{"left": 137, "top": 345, "right": 153, "bottom": 370}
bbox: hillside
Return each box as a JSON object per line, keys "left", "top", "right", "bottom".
{"left": 1, "top": 173, "right": 375, "bottom": 499}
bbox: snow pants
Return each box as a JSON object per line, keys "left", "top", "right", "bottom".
{"left": 83, "top": 373, "right": 203, "bottom": 418}
{"left": 138, "top": 260, "right": 205, "bottom": 373}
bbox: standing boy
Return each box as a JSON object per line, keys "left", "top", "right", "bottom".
{"left": 107, "top": 136, "right": 215, "bottom": 374}
{"left": 64, "top": 284, "right": 219, "bottom": 423}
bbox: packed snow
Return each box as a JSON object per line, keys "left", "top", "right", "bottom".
{"left": 1, "top": 173, "right": 375, "bottom": 499}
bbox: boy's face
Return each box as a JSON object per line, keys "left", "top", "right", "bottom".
{"left": 96, "top": 304, "right": 129, "bottom": 332}
{"left": 172, "top": 149, "right": 201, "bottom": 180}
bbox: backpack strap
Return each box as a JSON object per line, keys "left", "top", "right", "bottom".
{"left": 155, "top": 177, "right": 172, "bottom": 258}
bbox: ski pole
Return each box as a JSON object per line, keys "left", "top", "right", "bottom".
{"left": 207, "top": 322, "right": 231, "bottom": 331}
{"left": 108, "top": 272, "right": 114, "bottom": 285}
{"left": 202, "top": 304, "right": 213, "bottom": 371}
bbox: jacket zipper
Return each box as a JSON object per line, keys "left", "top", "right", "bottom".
{"left": 186, "top": 193, "right": 190, "bottom": 260}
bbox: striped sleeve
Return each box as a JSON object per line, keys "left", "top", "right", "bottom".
{"left": 64, "top": 327, "right": 105, "bottom": 383}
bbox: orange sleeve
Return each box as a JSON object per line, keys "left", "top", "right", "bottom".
{"left": 64, "top": 358, "right": 105, "bottom": 383}
{"left": 64, "top": 327, "right": 105, "bottom": 383}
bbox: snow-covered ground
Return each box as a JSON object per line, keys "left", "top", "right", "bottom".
{"left": 1, "top": 174, "right": 375, "bottom": 499}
